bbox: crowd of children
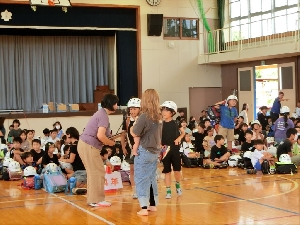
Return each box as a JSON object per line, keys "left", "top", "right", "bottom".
{"left": 1, "top": 92, "right": 299, "bottom": 213}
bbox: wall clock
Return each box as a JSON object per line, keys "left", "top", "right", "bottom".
{"left": 146, "top": 0, "right": 161, "bottom": 6}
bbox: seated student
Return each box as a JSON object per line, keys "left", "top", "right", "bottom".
{"left": 180, "top": 119, "right": 192, "bottom": 136}
{"left": 203, "top": 119, "right": 217, "bottom": 136}
{"left": 59, "top": 135, "right": 68, "bottom": 156}
{"left": 251, "top": 139, "right": 275, "bottom": 171}
{"left": 30, "top": 139, "right": 44, "bottom": 165}
{"left": 42, "top": 142, "right": 59, "bottom": 168}
{"left": 180, "top": 134, "right": 199, "bottom": 158}
{"left": 61, "top": 144, "right": 71, "bottom": 159}
{"left": 238, "top": 123, "right": 249, "bottom": 145}
{"left": 292, "top": 135, "right": 300, "bottom": 166}
{"left": 234, "top": 116, "right": 244, "bottom": 135}
{"left": 21, "top": 152, "right": 37, "bottom": 170}
{"left": 241, "top": 130, "right": 255, "bottom": 152}
{"left": 113, "top": 143, "right": 124, "bottom": 161}
{"left": 10, "top": 137, "right": 24, "bottom": 163}
{"left": 103, "top": 145, "right": 113, "bottom": 160}
{"left": 41, "top": 128, "right": 51, "bottom": 150}
{"left": 20, "top": 130, "right": 31, "bottom": 152}
{"left": 193, "top": 123, "right": 206, "bottom": 153}
{"left": 202, "top": 126, "right": 216, "bottom": 158}
{"left": 277, "top": 128, "right": 298, "bottom": 164}
{"left": 100, "top": 148, "right": 113, "bottom": 169}
{"left": 59, "top": 127, "right": 87, "bottom": 192}
{"left": 7, "top": 119, "right": 22, "bottom": 142}
{"left": 251, "top": 121, "right": 264, "bottom": 140}
{"left": 205, "top": 135, "right": 230, "bottom": 167}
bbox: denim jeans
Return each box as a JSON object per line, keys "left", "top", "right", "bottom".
{"left": 134, "top": 145, "right": 159, "bottom": 208}
{"left": 275, "top": 137, "right": 285, "bottom": 145}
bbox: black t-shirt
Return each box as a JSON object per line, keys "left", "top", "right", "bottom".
{"left": 238, "top": 130, "right": 246, "bottom": 144}
{"left": 276, "top": 139, "right": 292, "bottom": 160}
{"left": 30, "top": 149, "right": 44, "bottom": 163}
{"left": 70, "top": 141, "right": 85, "bottom": 171}
{"left": 42, "top": 153, "right": 59, "bottom": 166}
{"left": 210, "top": 145, "right": 227, "bottom": 160}
{"left": 258, "top": 113, "right": 269, "bottom": 130}
{"left": 241, "top": 141, "right": 255, "bottom": 152}
{"left": 193, "top": 132, "right": 205, "bottom": 152}
{"left": 162, "top": 120, "right": 181, "bottom": 149}
{"left": 122, "top": 118, "right": 135, "bottom": 147}
{"left": 10, "top": 148, "right": 24, "bottom": 159}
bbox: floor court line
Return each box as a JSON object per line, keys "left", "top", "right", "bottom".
{"left": 226, "top": 214, "right": 299, "bottom": 225}
{"left": 198, "top": 187, "right": 299, "bottom": 215}
{"left": 53, "top": 193, "right": 115, "bottom": 225}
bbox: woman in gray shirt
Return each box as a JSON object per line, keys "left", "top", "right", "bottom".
{"left": 131, "top": 89, "right": 162, "bottom": 216}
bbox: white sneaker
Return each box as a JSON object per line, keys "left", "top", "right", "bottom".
{"left": 132, "top": 193, "right": 138, "bottom": 199}
{"left": 176, "top": 188, "right": 183, "bottom": 196}
{"left": 89, "top": 201, "right": 111, "bottom": 207}
{"left": 165, "top": 193, "right": 171, "bottom": 199}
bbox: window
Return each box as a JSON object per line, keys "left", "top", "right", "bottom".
{"left": 163, "top": 18, "right": 199, "bottom": 40}
{"left": 229, "top": 0, "right": 298, "bottom": 40}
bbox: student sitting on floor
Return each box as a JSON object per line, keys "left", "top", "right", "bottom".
{"left": 180, "top": 133, "right": 200, "bottom": 158}
{"left": 42, "top": 142, "right": 59, "bottom": 168}
{"left": 277, "top": 128, "right": 299, "bottom": 166}
{"left": 30, "top": 139, "right": 44, "bottom": 166}
{"left": 100, "top": 148, "right": 113, "bottom": 169}
{"left": 21, "top": 152, "right": 37, "bottom": 171}
{"left": 251, "top": 139, "right": 275, "bottom": 171}
{"left": 192, "top": 123, "right": 205, "bottom": 153}
{"left": 10, "top": 137, "right": 24, "bottom": 164}
{"left": 241, "top": 130, "right": 255, "bottom": 152}
{"left": 238, "top": 123, "right": 249, "bottom": 145}
{"left": 202, "top": 126, "right": 215, "bottom": 158}
{"left": 292, "top": 135, "right": 300, "bottom": 166}
{"left": 205, "top": 135, "right": 230, "bottom": 167}
{"left": 20, "top": 130, "right": 31, "bottom": 152}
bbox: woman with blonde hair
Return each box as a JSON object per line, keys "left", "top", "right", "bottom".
{"left": 131, "top": 89, "right": 162, "bottom": 216}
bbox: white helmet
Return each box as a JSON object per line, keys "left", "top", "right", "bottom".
{"left": 23, "top": 166, "right": 37, "bottom": 177}
{"left": 127, "top": 98, "right": 141, "bottom": 108}
{"left": 3, "top": 158, "right": 14, "bottom": 167}
{"left": 280, "top": 106, "right": 290, "bottom": 114}
{"left": 8, "top": 161, "right": 21, "bottom": 172}
{"left": 229, "top": 155, "right": 242, "bottom": 160}
{"left": 161, "top": 101, "right": 178, "bottom": 113}
{"left": 227, "top": 95, "right": 238, "bottom": 102}
{"left": 243, "top": 151, "right": 253, "bottom": 159}
{"left": 251, "top": 120, "right": 260, "bottom": 125}
{"left": 45, "top": 163, "right": 58, "bottom": 173}
{"left": 291, "top": 113, "right": 298, "bottom": 118}
{"left": 121, "top": 160, "right": 130, "bottom": 171}
{"left": 228, "top": 159, "right": 238, "bottom": 167}
{"left": 59, "top": 161, "right": 73, "bottom": 170}
{"left": 279, "top": 154, "right": 292, "bottom": 163}
{"left": 110, "top": 156, "right": 122, "bottom": 166}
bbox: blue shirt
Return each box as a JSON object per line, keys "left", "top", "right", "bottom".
{"left": 219, "top": 105, "right": 238, "bottom": 129}
{"left": 271, "top": 97, "right": 281, "bottom": 114}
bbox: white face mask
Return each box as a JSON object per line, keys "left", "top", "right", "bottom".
{"left": 55, "top": 125, "right": 60, "bottom": 130}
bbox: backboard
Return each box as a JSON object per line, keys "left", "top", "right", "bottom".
{"left": 30, "top": 0, "right": 71, "bottom": 7}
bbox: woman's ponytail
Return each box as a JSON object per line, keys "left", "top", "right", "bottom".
{"left": 284, "top": 113, "right": 288, "bottom": 128}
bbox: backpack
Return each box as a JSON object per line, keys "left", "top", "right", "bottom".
{"left": 261, "top": 159, "right": 270, "bottom": 174}
{"left": 275, "top": 162, "right": 297, "bottom": 174}
{"left": 207, "top": 106, "right": 220, "bottom": 121}
{"left": 22, "top": 176, "right": 35, "bottom": 189}
{"left": 120, "top": 170, "right": 130, "bottom": 182}
{"left": 4, "top": 168, "right": 22, "bottom": 181}
{"left": 43, "top": 167, "right": 67, "bottom": 193}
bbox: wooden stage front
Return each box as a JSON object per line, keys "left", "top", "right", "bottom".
{"left": 0, "top": 167, "right": 299, "bottom": 225}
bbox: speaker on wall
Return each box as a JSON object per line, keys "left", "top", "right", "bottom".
{"left": 147, "top": 14, "right": 163, "bottom": 36}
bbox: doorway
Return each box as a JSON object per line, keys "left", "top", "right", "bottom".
{"left": 238, "top": 62, "right": 295, "bottom": 121}
{"left": 255, "top": 64, "right": 279, "bottom": 116}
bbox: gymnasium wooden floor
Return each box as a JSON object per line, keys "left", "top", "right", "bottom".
{"left": 0, "top": 167, "right": 299, "bottom": 225}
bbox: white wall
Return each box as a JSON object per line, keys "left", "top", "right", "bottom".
{"left": 8, "top": 0, "right": 222, "bottom": 118}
